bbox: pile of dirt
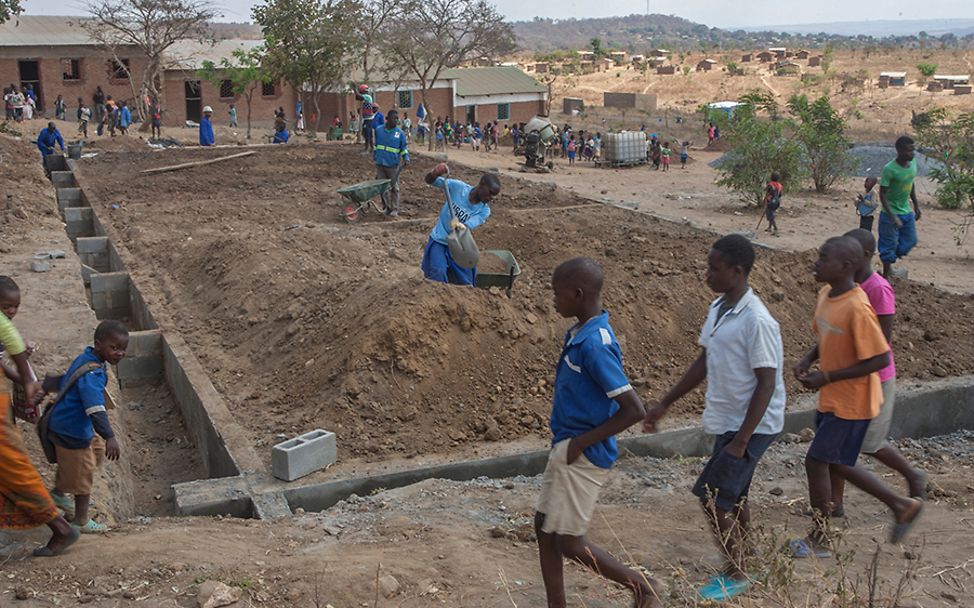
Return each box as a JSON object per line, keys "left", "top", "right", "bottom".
{"left": 77, "top": 144, "right": 974, "bottom": 464}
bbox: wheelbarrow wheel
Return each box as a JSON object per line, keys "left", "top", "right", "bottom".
{"left": 341, "top": 202, "right": 362, "bottom": 224}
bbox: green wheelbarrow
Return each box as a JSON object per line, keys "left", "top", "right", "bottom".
{"left": 475, "top": 250, "right": 521, "bottom": 298}
{"left": 337, "top": 178, "right": 391, "bottom": 223}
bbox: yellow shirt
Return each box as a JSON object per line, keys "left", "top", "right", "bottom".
{"left": 0, "top": 314, "right": 26, "bottom": 356}
{"left": 812, "top": 285, "right": 889, "bottom": 420}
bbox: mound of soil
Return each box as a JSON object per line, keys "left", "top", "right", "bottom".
{"left": 78, "top": 144, "right": 974, "bottom": 463}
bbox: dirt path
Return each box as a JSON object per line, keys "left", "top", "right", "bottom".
{"left": 428, "top": 146, "right": 974, "bottom": 295}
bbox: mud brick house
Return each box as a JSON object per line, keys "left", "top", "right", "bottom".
{"left": 0, "top": 15, "right": 297, "bottom": 125}
{"left": 696, "top": 59, "right": 717, "bottom": 72}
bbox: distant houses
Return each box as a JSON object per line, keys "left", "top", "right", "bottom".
{"left": 879, "top": 71, "right": 907, "bottom": 87}
{"left": 696, "top": 58, "right": 717, "bottom": 72}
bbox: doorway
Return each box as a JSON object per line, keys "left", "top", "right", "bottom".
{"left": 465, "top": 105, "right": 476, "bottom": 124}
{"left": 184, "top": 80, "right": 201, "bottom": 122}
{"left": 18, "top": 60, "right": 43, "bottom": 112}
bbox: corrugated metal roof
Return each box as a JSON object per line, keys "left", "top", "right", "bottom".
{"left": 934, "top": 74, "right": 970, "bottom": 81}
{"left": 880, "top": 71, "right": 907, "bottom": 78}
{"left": 0, "top": 15, "right": 97, "bottom": 46}
{"left": 165, "top": 38, "right": 263, "bottom": 70}
{"left": 441, "top": 66, "right": 545, "bottom": 97}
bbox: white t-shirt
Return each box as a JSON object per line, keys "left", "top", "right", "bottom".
{"left": 698, "top": 288, "right": 786, "bottom": 436}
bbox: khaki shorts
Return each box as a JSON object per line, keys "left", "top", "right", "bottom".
{"left": 536, "top": 439, "right": 610, "bottom": 536}
{"left": 54, "top": 436, "right": 105, "bottom": 496}
{"left": 861, "top": 378, "right": 896, "bottom": 454}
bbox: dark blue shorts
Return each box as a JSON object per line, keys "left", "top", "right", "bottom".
{"left": 692, "top": 431, "right": 777, "bottom": 512}
{"left": 807, "top": 411, "right": 870, "bottom": 466}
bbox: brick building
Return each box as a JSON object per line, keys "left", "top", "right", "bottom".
{"left": 0, "top": 16, "right": 296, "bottom": 126}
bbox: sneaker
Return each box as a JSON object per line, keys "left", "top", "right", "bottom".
{"left": 72, "top": 519, "right": 109, "bottom": 534}
{"left": 386, "top": 210, "right": 399, "bottom": 217}
{"left": 51, "top": 492, "right": 74, "bottom": 516}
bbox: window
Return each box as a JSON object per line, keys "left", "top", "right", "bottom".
{"left": 496, "top": 103, "right": 510, "bottom": 120}
{"left": 261, "top": 81, "right": 276, "bottom": 96}
{"left": 110, "top": 58, "right": 130, "bottom": 80}
{"left": 219, "top": 79, "right": 234, "bottom": 99}
{"left": 397, "top": 89, "right": 413, "bottom": 108}
{"left": 62, "top": 59, "right": 82, "bottom": 81}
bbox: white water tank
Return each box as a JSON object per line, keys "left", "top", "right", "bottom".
{"left": 604, "top": 132, "right": 646, "bottom": 163}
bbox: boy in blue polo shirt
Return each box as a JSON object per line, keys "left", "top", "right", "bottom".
{"left": 421, "top": 163, "right": 500, "bottom": 286}
{"left": 536, "top": 257, "right": 661, "bottom": 608}
{"left": 49, "top": 320, "right": 126, "bottom": 533}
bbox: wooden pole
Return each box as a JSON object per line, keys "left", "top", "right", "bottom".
{"left": 140, "top": 151, "right": 256, "bottom": 175}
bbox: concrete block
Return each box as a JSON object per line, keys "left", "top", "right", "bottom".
{"left": 90, "top": 271, "right": 129, "bottom": 293}
{"left": 117, "top": 330, "right": 163, "bottom": 387}
{"left": 51, "top": 171, "right": 77, "bottom": 188}
{"left": 56, "top": 188, "right": 83, "bottom": 212}
{"left": 64, "top": 206, "right": 94, "bottom": 239}
{"left": 30, "top": 260, "right": 51, "bottom": 272}
{"left": 173, "top": 476, "right": 254, "bottom": 518}
{"left": 80, "top": 263, "right": 97, "bottom": 286}
{"left": 76, "top": 236, "right": 110, "bottom": 271}
{"left": 89, "top": 271, "right": 130, "bottom": 320}
{"left": 45, "top": 154, "right": 68, "bottom": 173}
{"left": 272, "top": 429, "right": 336, "bottom": 482}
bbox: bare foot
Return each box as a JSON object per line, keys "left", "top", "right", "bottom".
{"left": 634, "top": 579, "right": 664, "bottom": 608}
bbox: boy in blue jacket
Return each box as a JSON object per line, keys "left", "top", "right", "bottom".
{"left": 49, "top": 320, "right": 127, "bottom": 533}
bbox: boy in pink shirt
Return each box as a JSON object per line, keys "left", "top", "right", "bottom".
{"left": 828, "top": 229, "right": 927, "bottom": 516}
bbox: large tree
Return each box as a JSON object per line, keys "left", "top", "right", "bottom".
{"left": 198, "top": 47, "right": 271, "bottom": 140}
{"left": 253, "top": 0, "right": 360, "bottom": 134}
{"left": 1, "top": 0, "right": 22, "bottom": 24}
{"left": 357, "top": 0, "right": 412, "bottom": 83}
{"left": 82, "top": 0, "right": 216, "bottom": 121}
{"left": 382, "top": 0, "right": 516, "bottom": 149}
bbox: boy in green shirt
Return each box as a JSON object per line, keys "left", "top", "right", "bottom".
{"left": 878, "top": 136, "right": 922, "bottom": 278}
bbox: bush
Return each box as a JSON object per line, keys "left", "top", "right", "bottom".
{"left": 787, "top": 94, "right": 854, "bottom": 193}
{"left": 715, "top": 94, "right": 806, "bottom": 207}
{"left": 916, "top": 109, "right": 974, "bottom": 219}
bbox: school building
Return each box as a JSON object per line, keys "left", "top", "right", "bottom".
{"left": 318, "top": 66, "right": 548, "bottom": 127}
{"left": 0, "top": 15, "right": 297, "bottom": 125}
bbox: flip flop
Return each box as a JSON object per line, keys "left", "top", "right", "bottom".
{"left": 890, "top": 500, "right": 924, "bottom": 544}
{"left": 73, "top": 519, "right": 109, "bottom": 534}
{"left": 32, "top": 526, "right": 80, "bottom": 557}
{"left": 788, "top": 538, "right": 831, "bottom": 559}
{"left": 698, "top": 574, "right": 752, "bottom": 602}
{"left": 50, "top": 492, "right": 74, "bottom": 517}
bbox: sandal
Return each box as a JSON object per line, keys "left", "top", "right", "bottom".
{"left": 698, "top": 574, "right": 752, "bottom": 602}
{"left": 73, "top": 519, "right": 109, "bottom": 534}
{"left": 788, "top": 538, "right": 831, "bottom": 559}
{"left": 890, "top": 500, "right": 923, "bottom": 544}
{"left": 51, "top": 492, "right": 74, "bottom": 517}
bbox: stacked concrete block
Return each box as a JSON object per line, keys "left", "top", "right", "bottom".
{"left": 76, "top": 236, "right": 111, "bottom": 272}
{"left": 272, "top": 429, "right": 337, "bottom": 482}
{"left": 63, "top": 206, "right": 95, "bottom": 239}
{"left": 89, "top": 271, "right": 131, "bottom": 321}
{"left": 117, "top": 329, "right": 163, "bottom": 387}
{"left": 56, "top": 187, "right": 84, "bottom": 212}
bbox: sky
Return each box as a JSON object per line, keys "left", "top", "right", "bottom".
{"left": 16, "top": 0, "right": 974, "bottom": 26}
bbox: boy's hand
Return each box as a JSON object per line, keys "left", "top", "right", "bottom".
{"left": 893, "top": 215, "right": 904, "bottom": 229}
{"left": 25, "top": 341, "right": 39, "bottom": 356}
{"left": 792, "top": 359, "right": 811, "bottom": 380}
{"left": 566, "top": 437, "right": 583, "bottom": 465}
{"left": 799, "top": 371, "right": 828, "bottom": 390}
{"left": 433, "top": 162, "right": 448, "bottom": 177}
{"left": 914, "top": 207, "right": 922, "bottom": 221}
{"left": 450, "top": 218, "right": 466, "bottom": 232}
{"left": 642, "top": 402, "right": 668, "bottom": 433}
{"left": 724, "top": 437, "right": 748, "bottom": 459}
{"left": 24, "top": 381, "right": 42, "bottom": 405}
{"left": 105, "top": 437, "right": 121, "bottom": 461}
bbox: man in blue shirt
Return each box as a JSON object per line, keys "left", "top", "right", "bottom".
{"left": 536, "top": 257, "right": 661, "bottom": 608}
{"left": 49, "top": 320, "right": 126, "bottom": 534}
{"left": 37, "top": 122, "right": 65, "bottom": 172}
{"left": 272, "top": 122, "right": 289, "bottom": 144}
{"left": 373, "top": 108, "right": 409, "bottom": 217}
{"left": 199, "top": 105, "right": 215, "bottom": 146}
{"left": 421, "top": 163, "right": 499, "bottom": 285}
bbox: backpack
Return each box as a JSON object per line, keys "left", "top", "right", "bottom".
{"left": 36, "top": 362, "right": 102, "bottom": 464}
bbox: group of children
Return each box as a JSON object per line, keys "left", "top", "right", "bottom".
{"left": 536, "top": 228, "right": 924, "bottom": 604}
{"left": 74, "top": 95, "right": 132, "bottom": 139}
{"left": 1, "top": 276, "right": 128, "bottom": 556}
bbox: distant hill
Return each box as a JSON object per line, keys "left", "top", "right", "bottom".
{"left": 736, "top": 19, "right": 974, "bottom": 38}
{"left": 512, "top": 14, "right": 714, "bottom": 53}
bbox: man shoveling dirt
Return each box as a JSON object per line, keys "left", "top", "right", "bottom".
{"left": 421, "top": 163, "right": 500, "bottom": 286}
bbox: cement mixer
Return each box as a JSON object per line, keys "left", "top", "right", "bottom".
{"left": 521, "top": 115, "right": 555, "bottom": 171}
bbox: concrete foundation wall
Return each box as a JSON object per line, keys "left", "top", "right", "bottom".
{"left": 75, "top": 236, "right": 110, "bottom": 272}
{"left": 89, "top": 271, "right": 131, "bottom": 321}
{"left": 63, "top": 206, "right": 94, "bottom": 239}
{"left": 117, "top": 329, "right": 163, "bottom": 387}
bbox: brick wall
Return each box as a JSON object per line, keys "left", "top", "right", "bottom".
{"left": 161, "top": 70, "right": 297, "bottom": 127}
{"left": 460, "top": 99, "right": 544, "bottom": 126}
{"left": 1, "top": 46, "right": 148, "bottom": 114}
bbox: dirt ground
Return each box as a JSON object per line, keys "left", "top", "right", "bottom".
{"left": 68, "top": 142, "right": 974, "bottom": 471}
{"left": 2, "top": 431, "right": 973, "bottom": 607}
{"left": 441, "top": 145, "right": 974, "bottom": 296}
{"left": 1, "top": 134, "right": 204, "bottom": 521}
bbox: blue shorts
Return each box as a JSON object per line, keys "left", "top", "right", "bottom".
{"left": 807, "top": 411, "right": 870, "bottom": 466}
{"left": 421, "top": 238, "right": 476, "bottom": 286}
{"left": 877, "top": 211, "right": 917, "bottom": 264}
{"left": 692, "top": 431, "right": 777, "bottom": 512}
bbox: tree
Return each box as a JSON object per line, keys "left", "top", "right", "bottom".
{"left": 787, "top": 94, "right": 853, "bottom": 193}
{"left": 382, "top": 0, "right": 515, "bottom": 150}
{"left": 916, "top": 109, "right": 974, "bottom": 241}
{"left": 536, "top": 73, "right": 558, "bottom": 116}
{"left": 197, "top": 47, "right": 271, "bottom": 140}
{"left": 1, "top": 0, "right": 22, "bottom": 24}
{"left": 714, "top": 95, "right": 805, "bottom": 207}
{"left": 357, "top": 0, "right": 412, "bottom": 83}
{"left": 590, "top": 37, "right": 603, "bottom": 58}
{"left": 253, "top": 0, "right": 360, "bottom": 134}
{"left": 82, "top": 0, "right": 215, "bottom": 121}
{"left": 916, "top": 62, "right": 937, "bottom": 86}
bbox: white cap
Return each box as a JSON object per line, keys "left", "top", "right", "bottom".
{"left": 202, "top": 105, "right": 213, "bottom": 113}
